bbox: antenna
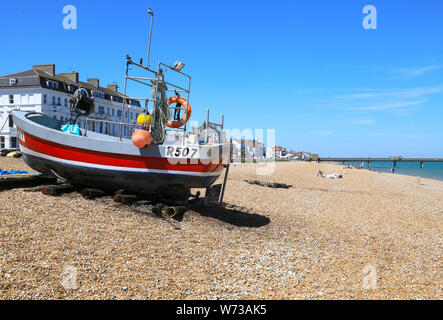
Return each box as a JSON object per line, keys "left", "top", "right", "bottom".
{"left": 146, "top": 8, "right": 154, "bottom": 68}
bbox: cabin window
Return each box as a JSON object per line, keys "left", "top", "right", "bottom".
{"left": 9, "top": 95, "right": 14, "bottom": 104}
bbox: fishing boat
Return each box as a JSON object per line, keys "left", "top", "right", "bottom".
{"left": 11, "top": 10, "right": 231, "bottom": 202}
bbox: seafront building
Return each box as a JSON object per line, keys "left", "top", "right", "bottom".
{"left": 0, "top": 64, "right": 143, "bottom": 149}
{"left": 232, "top": 138, "right": 265, "bottom": 159}
{"left": 267, "top": 145, "right": 286, "bottom": 159}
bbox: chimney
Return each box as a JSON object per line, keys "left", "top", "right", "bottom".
{"left": 33, "top": 64, "right": 55, "bottom": 76}
{"left": 107, "top": 84, "right": 118, "bottom": 93}
{"left": 87, "top": 78, "right": 100, "bottom": 88}
{"left": 59, "top": 72, "right": 79, "bottom": 83}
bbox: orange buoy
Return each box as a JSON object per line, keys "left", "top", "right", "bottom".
{"left": 132, "top": 129, "right": 152, "bottom": 148}
{"left": 166, "top": 96, "right": 191, "bottom": 128}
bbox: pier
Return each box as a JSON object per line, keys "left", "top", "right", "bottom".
{"left": 317, "top": 157, "right": 443, "bottom": 170}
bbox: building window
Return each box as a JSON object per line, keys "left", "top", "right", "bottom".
{"left": 111, "top": 96, "right": 122, "bottom": 103}
{"left": 112, "top": 109, "right": 114, "bottom": 116}
{"left": 46, "top": 80, "right": 59, "bottom": 89}
{"left": 9, "top": 115, "right": 13, "bottom": 127}
{"left": 9, "top": 95, "right": 14, "bottom": 104}
{"left": 98, "top": 106, "right": 105, "bottom": 114}
{"left": 52, "top": 96, "right": 56, "bottom": 105}
{"left": 43, "top": 94, "right": 47, "bottom": 104}
{"left": 117, "top": 110, "right": 122, "bottom": 117}
{"left": 65, "top": 99, "right": 67, "bottom": 107}
{"left": 10, "top": 137, "right": 17, "bottom": 148}
{"left": 57, "top": 97, "right": 61, "bottom": 105}
{"left": 0, "top": 136, "right": 4, "bottom": 149}
{"left": 93, "top": 92, "right": 105, "bottom": 99}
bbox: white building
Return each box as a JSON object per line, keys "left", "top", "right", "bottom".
{"left": 267, "top": 145, "right": 286, "bottom": 159}
{"left": 232, "top": 139, "right": 265, "bottom": 159}
{"left": 0, "top": 64, "right": 143, "bottom": 149}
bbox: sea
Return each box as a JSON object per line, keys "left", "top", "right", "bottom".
{"left": 341, "top": 161, "right": 443, "bottom": 182}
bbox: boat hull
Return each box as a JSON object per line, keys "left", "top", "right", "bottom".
{"left": 12, "top": 112, "right": 229, "bottom": 194}
{"left": 22, "top": 153, "right": 220, "bottom": 193}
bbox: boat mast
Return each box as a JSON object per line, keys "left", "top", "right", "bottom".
{"left": 146, "top": 9, "right": 154, "bottom": 69}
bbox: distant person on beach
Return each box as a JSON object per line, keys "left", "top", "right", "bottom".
{"left": 391, "top": 168, "right": 395, "bottom": 174}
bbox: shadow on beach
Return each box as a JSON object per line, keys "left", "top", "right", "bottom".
{"left": 190, "top": 204, "right": 271, "bottom": 228}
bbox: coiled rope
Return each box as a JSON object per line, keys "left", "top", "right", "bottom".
{"left": 150, "top": 76, "right": 170, "bottom": 145}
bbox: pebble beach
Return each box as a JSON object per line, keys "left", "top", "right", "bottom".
{"left": 0, "top": 157, "right": 441, "bottom": 300}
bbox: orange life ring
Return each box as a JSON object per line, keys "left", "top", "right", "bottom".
{"left": 166, "top": 96, "right": 191, "bottom": 128}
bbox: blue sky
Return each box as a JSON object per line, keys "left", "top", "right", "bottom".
{"left": 1, "top": 0, "right": 442, "bottom": 157}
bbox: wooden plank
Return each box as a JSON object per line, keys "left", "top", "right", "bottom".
{"left": 0, "top": 175, "right": 58, "bottom": 191}
{"left": 81, "top": 188, "right": 106, "bottom": 199}
{"left": 41, "top": 183, "right": 76, "bottom": 197}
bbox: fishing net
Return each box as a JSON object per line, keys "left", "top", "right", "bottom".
{"left": 150, "top": 75, "right": 171, "bottom": 145}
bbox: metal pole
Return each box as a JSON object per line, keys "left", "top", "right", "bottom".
{"left": 93, "top": 103, "right": 96, "bottom": 132}
{"left": 206, "top": 108, "right": 209, "bottom": 143}
{"left": 220, "top": 113, "right": 224, "bottom": 142}
{"left": 120, "top": 63, "right": 129, "bottom": 140}
{"left": 146, "top": 9, "right": 154, "bottom": 68}
{"left": 219, "top": 138, "right": 232, "bottom": 204}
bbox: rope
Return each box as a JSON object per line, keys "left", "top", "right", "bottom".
{"left": 150, "top": 76, "right": 170, "bottom": 145}
{"left": 0, "top": 107, "right": 20, "bottom": 135}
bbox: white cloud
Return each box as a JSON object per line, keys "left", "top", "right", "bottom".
{"left": 391, "top": 65, "right": 442, "bottom": 79}
{"left": 349, "top": 119, "right": 375, "bottom": 125}
{"left": 321, "top": 85, "right": 443, "bottom": 113}
{"left": 345, "top": 99, "right": 426, "bottom": 111}
{"left": 332, "top": 86, "right": 443, "bottom": 100}
{"left": 311, "top": 130, "right": 334, "bottom": 136}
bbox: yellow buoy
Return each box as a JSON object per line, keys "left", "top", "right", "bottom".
{"left": 137, "top": 113, "right": 152, "bottom": 126}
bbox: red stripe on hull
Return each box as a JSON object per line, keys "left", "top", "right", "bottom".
{"left": 20, "top": 131, "right": 224, "bottom": 173}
